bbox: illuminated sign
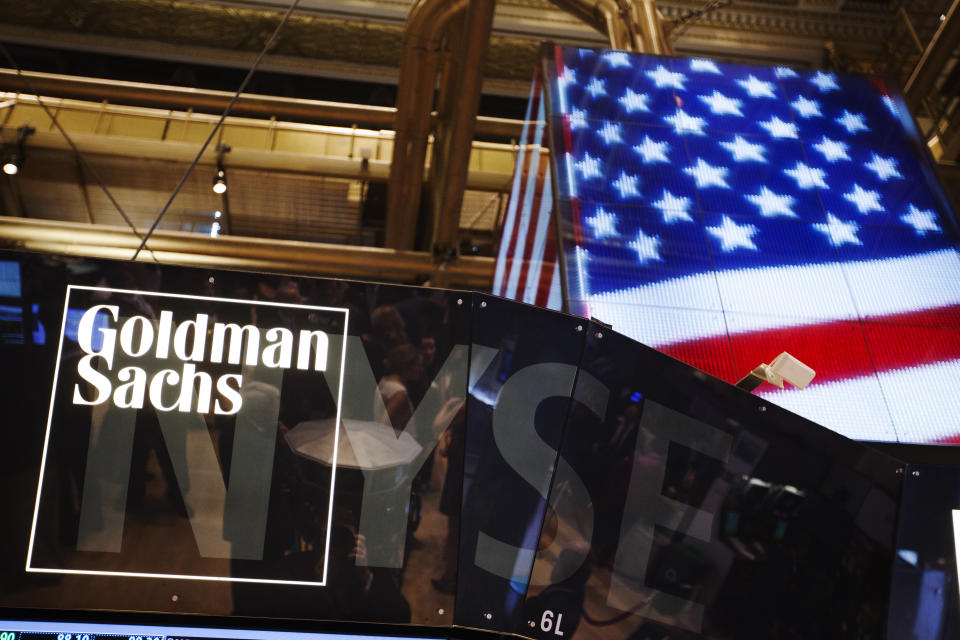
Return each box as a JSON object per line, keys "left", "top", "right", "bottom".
{"left": 27, "top": 286, "right": 350, "bottom": 586}
{"left": 0, "top": 251, "right": 904, "bottom": 637}
{"left": 71, "top": 300, "right": 333, "bottom": 416}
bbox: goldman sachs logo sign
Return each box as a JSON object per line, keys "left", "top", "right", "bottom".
{"left": 70, "top": 290, "right": 343, "bottom": 416}
{"left": 27, "top": 284, "right": 350, "bottom": 586}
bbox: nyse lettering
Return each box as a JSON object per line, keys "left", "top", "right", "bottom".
{"left": 72, "top": 304, "right": 330, "bottom": 415}
{"left": 70, "top": 331, "right": 727, "bottom": 630}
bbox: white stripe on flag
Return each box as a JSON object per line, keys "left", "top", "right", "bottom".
{"left": 584, "top": 248, "right": 960, "bottom": 346}
{"left": 760, "top": 358, "right": 960, "bottom": 443}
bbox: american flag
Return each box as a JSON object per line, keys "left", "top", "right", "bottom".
{"left": 542, "top": 46, "right": 960, "bottom": 444}
{"left": 492, "top": 70, "right": 563, "bottom": 310}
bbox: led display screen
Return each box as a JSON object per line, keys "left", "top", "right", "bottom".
{"left": 542, "top": 46, "right": 960, "bottom": 444}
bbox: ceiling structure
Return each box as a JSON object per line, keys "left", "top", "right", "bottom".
{"left": 0, "top": 0, "right": 932, "bottom": 92}
{"left": 0, "top": 0, "right": 956, "bottom": 286}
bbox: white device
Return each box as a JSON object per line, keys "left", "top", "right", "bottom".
{"left": 736, "top": 351, "right": 815, "bottom": 392}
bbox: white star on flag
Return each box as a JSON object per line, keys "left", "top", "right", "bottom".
{"left": 598, "top": 121, "right": 623, "bottom": 145}
{"left": 575, "top": 153, "right": 603, "bottom": 180}
{"left": 665, "top": 108, "right": 707, "bottom": 135}
{"left": 633, "top": 135, "right": 670, "bottom": 164}
{"left": 865, "top": 153, "right": 902, "bottom": 181}
{"left": 775, "top": 66, "right": 799, "bottom": 78}
{"left": 603, "top": 51, "right": 631, "bottom": 68}
{"left": 690, "top": 59, "right": 722, "bottom": 74}
{"left": 619, "top": 88, "right": 650, "bottom": 113}
{"left": 836, "top": 110, "right": 869, "bottom": 134}
{"left": 628, "top": 227, "right": 663, "bottom": 263}
{"left": 653, "top": 190, "right": 694, "bottom": 223}
{"left": 785, "top": 161, "right": 828, "bottom": 189}
{"left": 812, "top": 136, "right": 850, "bottom": 162}
{"left": 721, "top": 135, "right": 767, "bottom": 162}
{"left": 558, "top": 67, "right": 576, "bottom": 90}
{"left": 699, "top": 90, "right": 744, "bottom": 116}
{"left": 901, "top": 204, "right": 941, "bottom": 236}
{"left": 758, "top": 116, "right": 798, "bottom": 138}
{"left": 737, "top": 75, "right": 777, "bottom": 98}
{"left": 707, "top": 215, "right": 759, "bottom": 252}
{"left": 586, "top": 206, "right": 618, "bottom": 238}
{"left": 612, "top": 171, "right": 641, "bottom": 199}
{"left": 685, "top": 158, "right": 730, "bottom": 189}
{"left": 647, "top": 65, "right": 687, "bottom": 90}
{"left": 791, "top": 95, "right": 822, "bottom": 118}
{"left": 814, "top": 213, "right": 861, "bottom": 246}
{"left": 810, "top": 70, "right": 840, "bottom": 92}
{"left": 586, "top": 77, "right": 607, "bottom": 98}
{"left": 746, "top": 186, "right": 797, "bottom": 218}
{"left": 568, "top": 108, "right": 588, "bottom": 130}
{"left": 843, "top": 184, "right": 882, "bottom": 214}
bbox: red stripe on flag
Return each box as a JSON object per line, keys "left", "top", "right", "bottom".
{"left": 535, "top": 209, "right": 559, "bottom": 308}
{"left": 514, "top": 153, "right": 549, "bottom": 299}
{"left": 657, "top": 304, "right": 960, "bottom": 386}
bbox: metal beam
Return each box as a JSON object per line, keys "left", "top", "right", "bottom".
{"left": 430, "top": 0, "right": 497, "bottom": 277}
{"left": 0, "top": 68, "right": 524, "bottom": 139}
{"left": 4, "top": 128, "right": 513, "bottom": 192}
{"left": 0, "top": 216, "right": 494, "bottom": 288}
{"left": 905, "top": 0, "right": 960, "bottom": 112}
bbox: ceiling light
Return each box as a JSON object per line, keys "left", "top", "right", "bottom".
{"left": 212, "top": 143, "right": 230, "bottom": 195}
{"left": 212, "top": 170, "right": 227, "bottom": 194}
{"left": 3, "top": 125, "right": 35, "bottom": 176}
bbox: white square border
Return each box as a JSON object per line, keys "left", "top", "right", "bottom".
{"left": 25, "top": 284, "right": 351, "bottom": 587}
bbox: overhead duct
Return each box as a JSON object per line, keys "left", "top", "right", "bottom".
{"left": 429, "top": 0, "right": 497, "bottom": 275}
{"left": 384, "top": 0, "right": 669, "bottom": 253}
{"left": 384, "top": 0, "right": 469, "bottom": 251}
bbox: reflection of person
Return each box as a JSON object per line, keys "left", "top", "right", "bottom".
{"left": 231, "top": 518, "right": 411, "bottom": 623}
{"left": 375, "top": 344, "right": 422, "bottom": 436}
{"left": 364, "top": 305, "right": 409, "bottom": 381}
{"left": 432, "top": 397, "right": 465, "bottom": 594}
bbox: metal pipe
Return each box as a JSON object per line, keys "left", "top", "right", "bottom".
{"left": 547, "top": 0, "right": 668, "bottom": 53}
{"left": 0, "top": 68, "right": 524, "bottom": 139}
{"left": 384, "top": 0, "right": 470, "bottom": 250}
{"left": 905, "top": 0, "right": 960, "bottom": 112}
{"left": 633, "top": 0, "right": 671, "bottom": 54}
{"left": 0, "top": 216, "right": 494, "bottom": 287}
{"left": 431, "top": 0, "right": 497, "bottom": 275}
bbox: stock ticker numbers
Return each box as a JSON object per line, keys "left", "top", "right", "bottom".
{"left": 1, "top": 633, "right": 163, "bottom": 640}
